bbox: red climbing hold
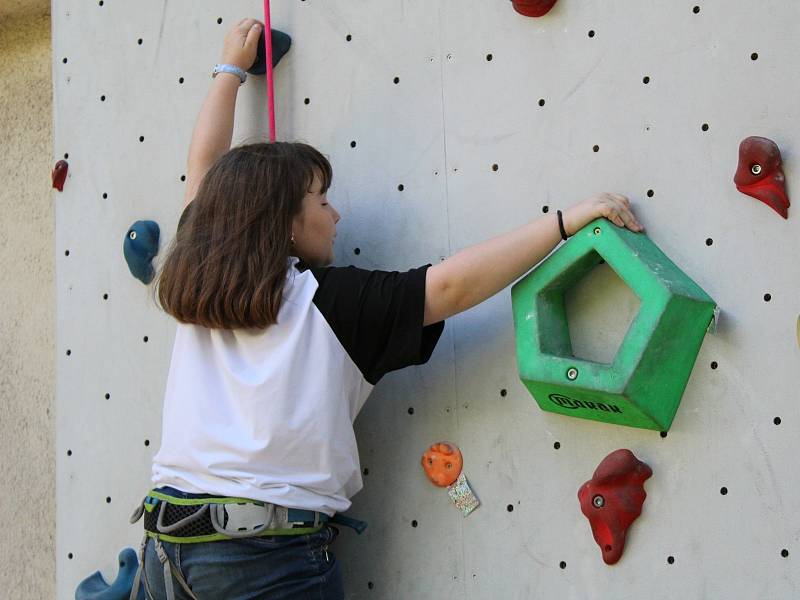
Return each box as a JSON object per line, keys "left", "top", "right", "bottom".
{"left": 577, "top": 449, "right": 652, "bottom": 565}
{"left": 511, "top": 0, "right": 558, "bottom": 17}
{"left": 734, "top": 136, "right": 789, "bottom": 219}
{"left": 52, "top": 160, "right": 68, "bottom": 191}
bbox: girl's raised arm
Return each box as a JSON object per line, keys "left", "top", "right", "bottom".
{"left": 183, "top": 18, "right": 263, "bottom": 209}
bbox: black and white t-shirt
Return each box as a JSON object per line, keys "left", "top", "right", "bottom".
{"left": 151, "top": 255, "right": 445, "bottom": 515}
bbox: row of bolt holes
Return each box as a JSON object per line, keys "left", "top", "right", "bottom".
{"left": 63, "top": 360, "right": 783, "bottom": 456}
{"left": 73, "top": 7, "right": 758, "bottom": 104}
{"left": 63, "top": 338, "right": 780, "bottom": 430}
{"left": 65, "top": 548, "right": 791, "bottom": 566}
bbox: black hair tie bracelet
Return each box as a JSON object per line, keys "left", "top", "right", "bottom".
{"left": 556, "top": 209, "right": 570, "bottom": 241}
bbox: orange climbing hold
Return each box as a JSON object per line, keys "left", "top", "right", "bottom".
{"left": 421, "top": 441, "right": 463, "bottom": 487}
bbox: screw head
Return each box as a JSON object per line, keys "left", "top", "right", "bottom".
{"left": 751, "top": 163, "right": 762, "bottom": 175}
{"left": 566, "top": 367, "right": 578, "bottom": 380}
{"left": 592, "top": 495, "right": 605, "bottom": 508}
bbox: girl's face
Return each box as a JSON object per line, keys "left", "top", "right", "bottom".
{"left": 292, "top": 173, "right": 340, "bottom": 266}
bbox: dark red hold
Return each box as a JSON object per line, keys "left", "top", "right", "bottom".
{"left": 52, "top": 160, "right": 68, "bottom": 192}
{"left": 511, "top": 0, "right": 558, "bottom": 18}
{"left": 734, "top": 136, "right": 789, "bottom": 219}
{"left": 578, "top": 449, "right": 652, "bottom": 565}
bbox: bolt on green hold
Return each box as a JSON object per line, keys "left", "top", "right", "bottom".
{"left": 511, "top": 218, "right": 716, "bottom": 431}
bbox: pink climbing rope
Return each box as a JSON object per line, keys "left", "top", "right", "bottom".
{"left": 263, "top": 0, "right": 276, "bottom": 142}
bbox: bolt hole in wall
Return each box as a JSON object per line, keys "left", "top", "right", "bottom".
{"left": 564, "top": 254, "right": 641, "bottom": 364}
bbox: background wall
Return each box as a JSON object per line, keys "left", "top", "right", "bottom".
{"left": 0, "top": 0, "right": 56, "bottom": 598}
{"left": 55, "top": 1, "right": 800, "bottom": 598}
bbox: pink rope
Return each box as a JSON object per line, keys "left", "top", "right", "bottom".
{"left": 263, "top": 0, "right": 276, "bottom": 142}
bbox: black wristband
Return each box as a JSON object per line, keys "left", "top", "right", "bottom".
{"left": 557, "top": 210, "right": 569, "bottom": 241}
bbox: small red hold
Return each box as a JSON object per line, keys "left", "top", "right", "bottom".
{"left": 578, "top": 449, "right": 652, "bottom": 565}
{"left": 734, "top": 136, "right": 789, "bottom": 219}
{"left": 511, "top": 0, "right": 558, "bottom": 18}
{"left": 52, "top": 160, "right": 68, "bottom": 192}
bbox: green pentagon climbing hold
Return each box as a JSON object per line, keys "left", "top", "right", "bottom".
{"left": 511, "top": 218, "right": 716, "bottom": 432}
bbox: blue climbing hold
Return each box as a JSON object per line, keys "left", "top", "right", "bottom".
{"left": 123, "top": 220, "right": 160, "bottom": 284}
{"left": 75, "top": 547, "right": 144, "bottom": 600}
{"left": 248, "top": 29, "right": 292, "bottom": 75}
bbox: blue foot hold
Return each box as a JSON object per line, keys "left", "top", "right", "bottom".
{"left": 75, "top": 547, "right": 144, "bottom": 600}
{"left": 248, "top": 28, "right": 292, "bottom": 75}
{"left": 123, "top": 220, "right": 160, "bottom": 284}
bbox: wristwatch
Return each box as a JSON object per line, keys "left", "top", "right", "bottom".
{"left": 212, "top": 64, "right": 247, "bottom": 85}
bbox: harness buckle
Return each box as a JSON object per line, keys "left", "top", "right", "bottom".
{"left": 209, "top": 502, "right": 276, "bottom": 538}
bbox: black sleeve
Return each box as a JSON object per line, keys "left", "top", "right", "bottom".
{"left": 306, "top": 264, "right": 445, "bottom": 385}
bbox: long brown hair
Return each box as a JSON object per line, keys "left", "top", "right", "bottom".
{"left": 154, "top": 141, "right": 332, "bottom": 329}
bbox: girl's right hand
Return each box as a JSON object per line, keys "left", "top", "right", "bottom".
{"left": 563, "top": 193, "right": 645, "bottom": 235}
{"left": 220, "top": 18, "right": 264, "bottom": 71}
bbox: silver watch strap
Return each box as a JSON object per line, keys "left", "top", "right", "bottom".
{"left": 212, "top": 63, "right": 247, "bottom": 84}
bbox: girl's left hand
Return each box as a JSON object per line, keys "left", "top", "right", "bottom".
{"left": 220, "top": 18, "right": 264, "bottom": 71}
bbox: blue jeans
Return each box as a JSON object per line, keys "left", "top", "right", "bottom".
{"left": 141, "top": 488, "right": 344, "bottom": 599}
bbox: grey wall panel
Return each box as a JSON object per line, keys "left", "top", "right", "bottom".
{"left": 56, "top": 1, "right": 800, "bottom": 598}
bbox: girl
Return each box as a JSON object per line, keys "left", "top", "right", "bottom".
{"left": 133, "top": 17, "right": 643, "bottom": 600}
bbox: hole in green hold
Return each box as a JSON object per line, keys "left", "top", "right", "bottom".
{"left": 562, "top": 253, "right": 641, "bottom": 364}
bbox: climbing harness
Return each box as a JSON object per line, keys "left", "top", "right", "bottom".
{"left": 128, "top": 490, "right": 366, "bottom": 600}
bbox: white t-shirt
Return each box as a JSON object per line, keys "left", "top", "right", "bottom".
{"left": 151, "top": 256, "right": 444, "bottom": 515}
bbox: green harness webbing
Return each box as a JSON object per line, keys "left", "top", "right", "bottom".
{"left": 128, "top": 491, "right": 366, "bottom": 600}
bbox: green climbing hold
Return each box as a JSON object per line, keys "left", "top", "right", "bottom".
{"left": 512, "top": 218, "right": 716, "bottom": 431}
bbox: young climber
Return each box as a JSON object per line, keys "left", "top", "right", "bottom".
{"left": 129, "top": 17, "right": 644, "bottom": 600}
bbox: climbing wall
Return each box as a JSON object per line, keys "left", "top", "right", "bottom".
{"left": 55, "top": 0, "right": 800, "bottom": 598}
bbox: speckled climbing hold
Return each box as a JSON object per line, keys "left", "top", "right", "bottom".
{"left": 422, "top": 442, "right": 480, "bottom": 516}
{"left": 75, "top": 547, "right": 144, "bottom": 600}
{"left": 247, "top": 28, "right": 292, "bottom": 75}
{"left": 511, "top": 0, "right": 558, "bottom": 17}
{"left": 422, "top": 441, "right": 463, "bottom": 487}
{"left": 123, "top": 220, "right": 160, "bottom": 284}
{"left": 578, "top": 449, "right": 652, "bottom": 565}
{"left": 734, "top": 136, "right": 789, "bottom": 219}
{"left": 52, "top": 159, "right": 68, "bottom": 191}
